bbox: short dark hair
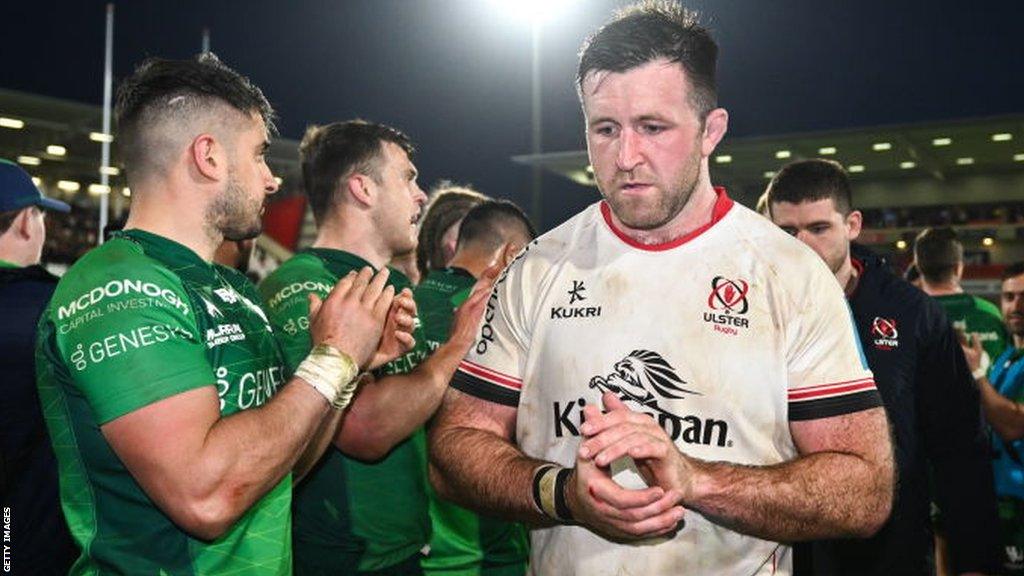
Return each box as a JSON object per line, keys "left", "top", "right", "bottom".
{"left": 415, "top": 183, "right": 487, "bottom": 279}
{"left": 577, "top": 1, "right": 718, "bottom": 119}
{"left": 0, "top": 208, "right": 24, "bottom": 236}
{"left": 457, "top": 200, "right": 537, "bottom": 251}
{"left": 765, "top": 159, "right": 853, "bottom": 216}
{"left": 1002, "top": 261, "right": 1024, "bottom": 281}
{"left": 299, "top": 120, "right": 415, "bottom": 226}
{"left": 914, "top": 227, "right": 962, "bottom": 284}
{"left": 115, "top": 53, "right": 275, "bottom": 178}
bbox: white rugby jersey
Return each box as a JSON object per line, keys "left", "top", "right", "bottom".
{"left": 452, "top": 188, "right": 879, "bottom": 576}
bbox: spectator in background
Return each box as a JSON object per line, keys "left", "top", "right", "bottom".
{"left": 767, "top": 158, "right": 1000, "bottom": 576}
{"left": 916, "top": 227, "right": 1009, "bottom": 364}
{"left": 415, "top": 183, "right": 486, "bottom": 280}
{"left": 415, "top": 199, "right": 536, "bottom": 575}
{"left": 0, "top": 158, "right": 77, "bottom": 574}
{"left": 963, "top": 262, "right": 1024, "bottom": 574}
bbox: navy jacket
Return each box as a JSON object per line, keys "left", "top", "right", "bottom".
{"left": 798, "top": 245, "right": 1000, "bottom": 575}
{"left": 0, "top": 264, "right": 76, "bottom": 574}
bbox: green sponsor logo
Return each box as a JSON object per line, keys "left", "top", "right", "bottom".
{"left": 58, "top": 279, "right": 190, "bottom": 320}
{"left": 69, "top": 324, "right": 194, "bottom": 371}
{"left": 267, "top": 281, "right": 333, "bottom": 309}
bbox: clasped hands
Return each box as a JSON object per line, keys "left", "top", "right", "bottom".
{"left": 568, "top": 391, "right": 692, "bottom": 542}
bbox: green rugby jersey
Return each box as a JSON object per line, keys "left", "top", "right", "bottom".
{"left": 935, "top": 293, "right": 1009, "bottom": 364}
{"left": 35, "top": 229, "right": 291, "bottom": 575}
{"left": 258, "top": 248, "right": 431, "bottom": 574}
{"left": 414, "top": 268, "right": 529, "bottom": 576}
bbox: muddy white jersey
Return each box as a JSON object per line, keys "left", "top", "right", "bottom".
{"left": 452, "top": 189, "right": 878, "bottom": 576}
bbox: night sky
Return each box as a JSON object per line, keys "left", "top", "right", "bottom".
{"left": 2, "top": 0, "right": 1021, "bottom": 231}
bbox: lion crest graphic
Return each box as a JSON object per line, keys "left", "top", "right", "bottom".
{"left": 588, "top": 350, "right": 699, "bottom": 417}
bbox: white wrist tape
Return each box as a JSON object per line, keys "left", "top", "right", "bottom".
{"left": 974, "top": 351, "right": 992, "bottom": 381}
{"left": 294, "top": 344, "right": 360, "bottom": 409}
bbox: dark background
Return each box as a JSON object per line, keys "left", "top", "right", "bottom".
{"left": 2, "top": 0, "right": 1021, "bottom": 231}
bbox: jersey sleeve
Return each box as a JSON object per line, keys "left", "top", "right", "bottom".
{"left": 51, "top": 260, "right": 212, "bottom": 425}
{"left": 450, "top": 251, "right": 533, "bottom": 407}
{"left": 258, "top": 265, "right": 335, "bottom": 376}
{"left": 785, "top": 262, "right": 881, "bottom": 421}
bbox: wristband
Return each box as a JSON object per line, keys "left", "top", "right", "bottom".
{"left": 294, "top": 344, "right": 360, "bottom": 409}
{"left": 974, "top": 350, "right": 992, "bottom": 381}
{"left": 531, "top": 464, "right": 575, "bottom": 523}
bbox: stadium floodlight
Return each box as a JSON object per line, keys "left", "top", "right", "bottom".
{"left": 100, "top": 166, "right": 120, "bottom": 176}
{"left": 17, "top": 156, "right": 41, "bottom": 166}
{"left": 932, "top": 137, "right": 952, "bottom": 146}
{"left": 274, "top": 176, "right": 283, "bottom": 186}
{"left": 57, "top": 180, "right": 80, "bottom": 192}
{"left": 122, "top": 187, "right": 131, "bottom": 197}
{"left": 47, "top": 145, "right": 67, "bottom": 156}
{"left": 818, "top": 146, "right": 837, "bottom": 155}
{"left": 896, "top": 240, "right": 907, "bottom": 250}
{"left": 982, "top": 237, "right": 995, "bottom": 247}
{"left": 0, "top": 117, "right": 25, "bottom": 129}
{"left": 872, "top": 142, "right": 892, "bottom": 151}
{"left": 714, "top": 155, "right": 732, "bottom": 164}
{"left": 32, "top": 177, "right": 42, "bottom": 186}
{"left": 900, "top": 161, "right": 916, "bottom": 169}
{"left": 1014, "top": 153, "right": 1024, "bottom": 162}
{"left": 90, "top": 132, "right": 114, "bottom": 143}
{"left": 848, "top": 165, "right": 865, "bottom": 173}
{"left": 88, "top": 184, "right": 111, "bottom": 195}
{"left": 763, "top": 171, "right": 776, "bottom": 179}
{"left": 956, "top": 157, "right": 974, "bottom": 166}
{"left": 775, "top": 150, "right": 791, "bottom": 159}
{"left": 992, "top": 133, "right": 1013, "bottom": 142}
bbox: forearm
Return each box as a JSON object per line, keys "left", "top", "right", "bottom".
{"left": 977, "top": 377, "right": 1024, "bottom": 441}
{"left": 189, "top": 381, "right": 331, "bottom": 534}
{"left": 335, "top": 340, "right": 467, "bottom": 460}
{"left": 294, "top": 407, "right": 345, "bottom": 482}
{"left": 429, "top": 423, "right": 554, "bottom": 525}
{"left": 686, "top": 449, "right": 892, "bottom": 541}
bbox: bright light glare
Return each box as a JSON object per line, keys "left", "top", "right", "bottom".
{"left": 491, "top": 0, "right": 578, "bottom": 23}
{"left": 47, "top": 145, "right": 67, "bottom": 156}
{"left": 0, "top": 117, "right": 24, "bottom": 129}
{"left": 848, "top": 165, "right": 865, "bottom": 173}
{"left": 57, "top": 180, "right": 80, "bottom": 192}
{"left": 17, "top": 156, "right": 40, "bottom": 166}
{"left": 896, "top": 240, "right": 907, "bottom": 250}
{"left": 982, "top": 237, "right": 994, "bottom": 247}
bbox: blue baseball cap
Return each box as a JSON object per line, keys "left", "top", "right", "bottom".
{"left": 0, "top": 158, "right": 71, "bottom": 213}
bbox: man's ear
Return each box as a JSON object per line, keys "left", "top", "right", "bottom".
{"left": 846, "top": 210, "right": 863, "bottom": 242}
{"left": 345, "top": 174, "right": 374, "bottom": 208}
{"left": 700, "top": 108, "right": 729, "bottom": 158}
{"left": 499, "top": 241, "right": 524, "bottom": 268}
{"left": 15, "top": 207, "right": 34, "bottom": 240}
{"left": 191, "top": 134, "right": 223, "bottom": 181}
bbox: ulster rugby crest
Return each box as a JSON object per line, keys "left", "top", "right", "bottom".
{"left": 870, "top": 317, "right": 899, "bottom": 350}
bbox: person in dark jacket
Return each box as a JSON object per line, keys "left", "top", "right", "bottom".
{"left": 766, "top": 158, "right": 1000, "bottom": 576}
{"left": 0, "top": 158, "right": 77, "bottom": 574}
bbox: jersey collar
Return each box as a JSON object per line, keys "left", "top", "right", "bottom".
{"left": 117, "top": 229, "right": 217, "bottom": 282}
{"left": 600, "top": 186, "right": 734, "bottom": 252}
{"left": 302, "top": 247, "right": 413, "bottom": 289}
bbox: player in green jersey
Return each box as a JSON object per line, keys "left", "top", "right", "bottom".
{"left": 915, "top": 227, "right": 1009, "bottom": 363}
{"left": 417, "top": 200, "right": 535, "bottom": 576}
{"left": 35, "top": 54, "right": 412, "bottom": 575}
{"left": 259, "top": 120, "right": 491, "bottom": 575}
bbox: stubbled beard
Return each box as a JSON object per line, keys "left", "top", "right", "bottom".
{"left": 207, "top": 170, "right": 263, "bottom": 242}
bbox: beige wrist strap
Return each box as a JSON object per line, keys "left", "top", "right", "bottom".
{"left": 294, "top": 344, "right": 360, "bottom": 409}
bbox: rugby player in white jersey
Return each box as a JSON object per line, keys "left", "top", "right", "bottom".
{"left": 428, "top": 3, "right": 894, "bottom": 574}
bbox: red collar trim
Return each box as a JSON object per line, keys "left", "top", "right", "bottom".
{"left": 600, "top": 186, "right": 734, "bottom": 252}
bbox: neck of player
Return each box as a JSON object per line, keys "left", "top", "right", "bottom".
{"left": 311, "top": 212, "right": 392, "bottom": 270}
{"left": 836, "top": 256, "right": 859, "bottom": 297}
{"left": 122, "top": 186, "right": 222, "bottom": 263}
{"left": 609, "top": 174, "right": 718, "bottom": 246}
